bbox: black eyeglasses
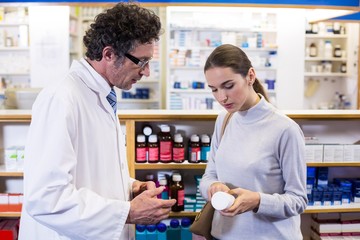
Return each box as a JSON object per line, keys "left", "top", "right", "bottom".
{"left": 125, "top": 53, "right": 151, "bottom": 69}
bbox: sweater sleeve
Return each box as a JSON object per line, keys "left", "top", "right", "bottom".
{"left": 256, "top": 122, "right": 308, "bottom": 218}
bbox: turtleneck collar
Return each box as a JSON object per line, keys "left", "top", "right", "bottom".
{"left": 235, "top": 94, "right": 276, "bottom": 124}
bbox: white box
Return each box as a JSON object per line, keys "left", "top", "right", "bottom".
{"left": 343, "top": 144, "right": 360, "bottom": 162}
{"left": 4, "top": 146, "right": 17, "bottom": 171}
{"left": 323, "top": 145, "right": 344, "bottom": 162}
{"left": 305, "top": 144, "right": 323, "bottom": 162}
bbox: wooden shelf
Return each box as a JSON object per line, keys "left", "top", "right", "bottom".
{"left": 169, "top": 211, "right": 198, "bottom": 217}
{"left": 0, "top": 212, "right": 21, "bottom": 217}
{"left": 305, "top": 203, "right": 360, "bottom": 213}
{"left": 307, "top": 162, "right": 360, "bottom": 167}
{"left": 135, "top": 162, "right": 207, "bottom": 170}
{"left": 0, "top": 165, "right": 23, "bottom": 177}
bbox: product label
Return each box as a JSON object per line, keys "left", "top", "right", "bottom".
{"left": 201, "top": 146, "right": 210, "bottom": 161}
{"left": 190, "top": 147, "right": 201, "bottom": 162}
{"left": 148, "top": 147, "right": 159, "bottom": 163}
{"left": 160, "top": 141, "right": 172, "bottom": 162}
{"left": 173, "top": 147, "right": 184, "bottom": 162}
{"left": 136, "top": 147, "right": 147, "bottom": 163}
{"left": 177, "top": 189, "right": 184, "bottom": 206}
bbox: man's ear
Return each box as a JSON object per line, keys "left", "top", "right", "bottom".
{"left": 102, "top": 46, "right": 116, "bottom": 61}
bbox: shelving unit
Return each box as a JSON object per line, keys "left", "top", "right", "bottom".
{"left": 0, "top": 7, "right": 30, "bottom": 89}
{"left": 69, "top": 7, "right": 81, "bottom": 65}
{"left": 0, "top": 109, "right": 359, "bottom": 238}
{"left": 304, "top": 22, "right": 359, "bottom": 110}
{"left": 166, "top": 7, "right": 278, "bottom": 110}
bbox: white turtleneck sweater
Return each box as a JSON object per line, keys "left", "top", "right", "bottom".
{"left": 200, "top": 96, "right": 307, "bottom": 240}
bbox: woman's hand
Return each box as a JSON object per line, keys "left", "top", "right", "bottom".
{"left": 220, "top": 188, "right": 260, "bottom": 216}
{"left": 207, "top": 182, "right": 230, "bottom": 200}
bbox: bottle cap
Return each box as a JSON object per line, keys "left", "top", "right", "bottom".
{"left": 201, "top": 135, "right": 210, "bottom": 143}
{"left": 143, "top": 126, "right": 152, "bottom": 136}
{"left": 174, "top": 134, "right": 183, "bottom": 143}
{"left": 172, "top": 174, "right": 181, "bottom": 182}
{"left": 146, "top": 174, "right": 155, "bottom": 181}
{"left": 191, "top": 135, "right": 199, "bottom": 142}
{"left": 146, "top": 224, "right": 157, "bottom": 232}
{"left": 170, "top": 218, "right": 180, "bottom": 228}
{"left": 211, "top": 191, "right": 235, "bottom": 211}
{"left": 156, "top": 222, "right": 167, "bottom": 232}
{"left": 148, "top": 134, "right": 158, "bottom": 143}
{"left": 181, "top": 217, "right": 192, "bottom": 227}
{"left": 160, "top": 124, "right": 170, "bottom": 132}
{"left": 159, "top": 178, "right": 167, "bottom": 186}
{"left": 137, "top": 134, "right": 146, "bottom": 143}
{"left": 136, "top": 224, "right": 146, "bottom": 232}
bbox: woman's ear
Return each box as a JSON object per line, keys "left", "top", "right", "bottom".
{"left": 247, "top": 68, "right": 256, "bottom": 85}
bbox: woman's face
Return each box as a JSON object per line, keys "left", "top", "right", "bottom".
{"left": 205, "top": 67, "right": 257, "bottom": 112}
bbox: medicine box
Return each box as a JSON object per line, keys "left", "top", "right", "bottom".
{"left": 305, "top": 144, "right": 323, "bottom": 162}
{"left": 323, "top": 144, "right": 344, "bottom": 162}
{"left": 343, "top": 144, "right": 360, "bottom": 162}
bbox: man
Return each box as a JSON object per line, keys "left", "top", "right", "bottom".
{"left": 19, "top": 3, "right": 175, "bottom": 239}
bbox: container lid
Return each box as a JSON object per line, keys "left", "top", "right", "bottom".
{"left": 174, "top": 134, "right": 183, "bottom": 143}
{"left": 137, "top": 134, "right": 146, "bottom": 143}
{"left": 159, "top": 178, "right": 167, "bottom": 186}
{"left": 143, "top": 126, "right": 152, "bottom": 136}
{"left": 160, "top": 124, "right": 170, "bottom": 132}
{"left": 172, "top": 174, "right": 182, "bottom": 182}
{"left": 211, "top": 191, "right": 235, "bottom": 211}
{"left": 136, "top": 224, "right": 146, "bottom": 232}
{"left": 146, "top": 224, "right": 157, "bottom": 232}
{"left": 201, "top": 135, "right": 210, "bottom": 143}
{"left": 170, "top": 218, "right": 180, "bottom": 228}
{"left": 181, "top": 217, "right": 192, "bottom": 227}
{"left": 191, "top": 135, "right": 199, "bottom": 142}
{"left": 156, "top": 222, "right": 167, "bottom": 232}
{"left": 148, "top": 134, "right": 158, "bottom": 143}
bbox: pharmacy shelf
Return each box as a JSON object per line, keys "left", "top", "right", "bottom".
{"left": 307, "top": 162, "right": 360, "bottom": 167}
{"left": 304, "top": 73, "right": 348, "bottom": 77}
{"left": 0, "top": 23, "right": 28, "bottom": 27}
{"left": 169, "top": 26, "right": 277, "bottom": 33}
{"left": 0, "top": 47, "right": 29, "bottom": 51}
{"left": 305, "top": 34, "right": 347, "bottom": 39}
{"left": 169, "top": 211, "right": 198, "bottom": 218}
{"left": 135, "top": 162, "right": 207, "bottom": 170}
{"left": 305, "top": 57, "right": 347, "bottom": 61}
{"left": 0, "top": 212, "right": 21, "bottom": 217}
{"left": 305, "top": 203, "right": 360, "bottom": 213}
{"left": 0, "top": 165, "right": 23, "bottom": 177}
{"left": 170, "top": 89, "right": 211, "bottom": 94}
{"left": 119, "top": 99, "right": 159, "bottom": 103}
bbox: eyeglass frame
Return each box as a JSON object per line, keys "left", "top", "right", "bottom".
{"left": 124, "top": 53, "right": 151, "bottom": 69}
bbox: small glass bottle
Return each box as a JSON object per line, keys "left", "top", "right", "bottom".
{"left": 333, "top": 45, "right": 342, "bottom": 58}
{"left": 189, "top": 135, "right": 201, "bottom": 163}
{"left": 135, "top": 134, "right": 147, "bottom": 163}
{"left": 200, "top": 134, "right": 211, "bottom": 163}
{"left": 148, "top": 134, "right": 159, "bottom": 163}
{"left": 170, "top": 174, "right": 184, "bottom": 212}
{"left": 340, "top": 62, "right": 347, "bottom": 73}
{"left": 173, "top": 134, "right": 185, "bottom": 163}
{"left": 159, "top": 125, "right": 173, "bottom": 163}
{"left": 158, "top": 178, "right": 169, "bottom": 200}
{"left": 309, "top": 43, "right": 317, "bottom": 57}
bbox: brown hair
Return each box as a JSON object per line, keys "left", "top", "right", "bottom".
{"left": 204, "top": 44, "right": 269, "bottom": 101}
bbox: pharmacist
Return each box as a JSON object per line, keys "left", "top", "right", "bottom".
{"left": 18, "top": 3, "right": 175, "bottom": 240}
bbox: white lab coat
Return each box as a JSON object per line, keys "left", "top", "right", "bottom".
{"left": 19, "top": 59, "right": 135, "bottom": 240}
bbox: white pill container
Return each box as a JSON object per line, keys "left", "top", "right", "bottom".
{"left": 211, "top": 191, "right": 235, "bottom": 211}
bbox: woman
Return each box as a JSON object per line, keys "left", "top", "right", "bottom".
{"left": 199, "top": 44, "right": 307, "bottom": 240}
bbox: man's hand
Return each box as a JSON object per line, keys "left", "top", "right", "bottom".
{"left": 127, "top": 187, "right": 176, "bottom": 225}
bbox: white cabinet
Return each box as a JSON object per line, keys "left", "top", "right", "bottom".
{"left": 166, "top": 7, "right": 279, "bottom": 110}
{"left": 304, "top": 22, "right": 359, "bottom": 110}
{"left": 0, "top": 7, "right": 30, "bottom": 89}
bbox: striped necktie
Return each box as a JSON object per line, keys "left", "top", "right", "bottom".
{"left": 106, "top": 88, "right": 117, "bottom": 115}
